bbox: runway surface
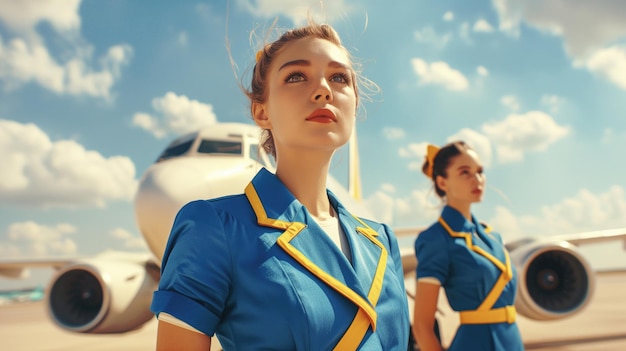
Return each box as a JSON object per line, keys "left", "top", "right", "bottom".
{"left": 1, "top": 271, "right": 625, "bottom": 351}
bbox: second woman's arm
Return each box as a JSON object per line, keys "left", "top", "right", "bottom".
{"left": 412, "top": 280, "right": 443, "bottom": 351}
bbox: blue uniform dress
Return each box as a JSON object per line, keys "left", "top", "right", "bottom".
{"left": 414, "top": 206, "right": 524, "bottom": 351}
{"left": 151, "top": 168, "right": 410, "bottom": 350}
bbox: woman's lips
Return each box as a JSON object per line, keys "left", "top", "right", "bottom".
{"left": 306, "top": 109, "right": 336, "bottom": 123}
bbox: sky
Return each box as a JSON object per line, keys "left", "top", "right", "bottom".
{"left": 1, "top": 0, "right": 626, "bottom": 290}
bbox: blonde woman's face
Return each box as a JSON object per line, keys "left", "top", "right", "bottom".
{"left": 253, "top": 37, "right": 357, "bottom": 157}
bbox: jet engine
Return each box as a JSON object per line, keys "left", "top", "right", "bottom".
{"left": 509, "top": 239, "right": 595, "bottom": 321}
{"left": 45, "top": 253, "right": 160, "bottom": 333}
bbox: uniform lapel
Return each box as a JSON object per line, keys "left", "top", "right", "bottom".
{"left": 334, "top": 201, "right": 387, "bottom": 303}
{"left": 440, "top": 206, "right": 510, "bottom": 277}
{"left": 244, "top": 169, "right": 386, "bottom": 330}
{"left": 474, "top": 220, "right": 506, "bottom": 264}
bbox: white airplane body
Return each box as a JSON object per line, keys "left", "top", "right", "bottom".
{"left": 1, "top": 122, "right": 625, "bottom": 349}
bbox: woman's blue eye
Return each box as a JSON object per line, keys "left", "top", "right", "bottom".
{"left": 285, "top": 72, "right": 305, "bottom": 83}
{"left": 330, "top": 73, "right": 349, "bottom": 84}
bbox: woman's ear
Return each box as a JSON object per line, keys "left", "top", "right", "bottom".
{"left": 435, "top": 175, "right": 447, "bottom": 194}
{"left": 252, "top": 102, "right": 270, "bottom": 129}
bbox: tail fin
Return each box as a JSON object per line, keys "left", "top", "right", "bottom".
{"left": 348, "top": 127, "right": 362, "bottom": 202}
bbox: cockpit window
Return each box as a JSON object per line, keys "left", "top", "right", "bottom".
{"left": 156, "top": 139, "right": 194, "bottom": 162}
{"left": 197, "top": 140, "right": 242, "bottom": 155}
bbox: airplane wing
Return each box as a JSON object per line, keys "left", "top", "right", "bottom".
{"left": 0, "top": 257, "right": 81, "bottom": 279}
{"left": 0, "top": 250, "right": 160, "bottom": 333}
{"left": 538, "top": 227, "right": 626, "bottom": 246}
{"left": 393, "top": 227, "right": 425, "bottom": 237}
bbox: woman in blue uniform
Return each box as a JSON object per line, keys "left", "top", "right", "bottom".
{"left": 150, "top": 20, "right": 410, "bottom": 351}
{"left": 412, "top": 141, "right": 524, "bottom": 351}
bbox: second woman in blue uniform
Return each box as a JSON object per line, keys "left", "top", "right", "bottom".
{"left": 412, "top": 141, "right": 524, "bottom": 351}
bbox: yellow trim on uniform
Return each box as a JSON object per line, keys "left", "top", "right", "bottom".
{"left": 331, "top": 217, "right": 387, "bottom": 350}
{"left": 438, "top": 217, "right": 516, "bottom": 325}
{"left": 246, "top": 183, "right": 290, "bottom": 230}
{"left": 460, "top": 305, "right": 517, "bottom": 324}
{"left": 245, "top": 183, "right": 388, "bottom": 348}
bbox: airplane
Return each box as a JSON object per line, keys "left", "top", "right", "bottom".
{"left": 1, "top": 122, "right": 626, "bottom": 349}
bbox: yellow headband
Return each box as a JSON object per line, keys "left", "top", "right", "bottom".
{"left": 425, "top": 144, "right": 440, "bottom": 178}
{"left": 255, "top": 49, "right": 264, "bottom": 62}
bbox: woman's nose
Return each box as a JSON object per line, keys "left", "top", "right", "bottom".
{"left": 314, "top": 93, "right": 330, "bottom": 101}
{"left": 474, "top": 172, "right": 484, "bottom": 183}
{"left": 311, "top": 79, "right": 332, "bottom": 102}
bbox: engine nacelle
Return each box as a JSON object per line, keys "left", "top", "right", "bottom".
{"left": 45, "top": 253, "right": 160, "bottom": 333}
{"left": 510, "top": 240, "right": 595, "bottom": 321}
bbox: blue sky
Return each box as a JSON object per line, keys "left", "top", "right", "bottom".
{"left": 1, "top": 0, "right": 626, "bottom": 290}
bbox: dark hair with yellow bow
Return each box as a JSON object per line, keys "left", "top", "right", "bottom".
{"left": 422, "top": 141, "right": 472, "bottom": 198}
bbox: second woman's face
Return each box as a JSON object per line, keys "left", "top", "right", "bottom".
{"left": 258, "top": 37, "right": 357, "bottom": 156}
{"left": 439, "top": 149, "right": 486, "bottom": 206}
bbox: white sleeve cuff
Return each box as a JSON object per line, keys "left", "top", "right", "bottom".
{"left": 158, "top": 312, "right": 205, "bottom": 335}
{"left": 418, "top": 277, "right": 442, "bottom": 285}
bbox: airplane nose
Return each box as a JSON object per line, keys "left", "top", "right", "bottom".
{"left": 134, "top": 161, "right": 200, "bottom": 260}
{"left": 133, "top": 157, "right": 260, "bottom": 262}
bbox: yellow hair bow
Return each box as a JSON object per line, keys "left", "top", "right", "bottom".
{"left": 425, "top": 144, "right": 440, "bottom": 178}
{"left": 256, "top": 49, "right": 264, "bottom": 62}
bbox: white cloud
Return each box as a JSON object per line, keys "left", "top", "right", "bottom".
{"left": 414, "top": 27, "right": 452, "bottom": 49}
{"left": 393, "top": 189, "right": 440, "bottom": 227}
{"left": 0, "top": 0, "right": 132, "bottom": 100}
{"left": 381, "top": 183, "right": 396, "bottom": 193}
{"left": 540, "top": 94, "right": 565, "bottom": 114}
{"left": 1, "top": 221, "right": 78, "bottom": 257}
{"left": 493, "top": 1, "right": 626, "bottom": 91}
{"left": 178, "top": 31, "right": 189, "bottom": 47}
{"left": 132, "top": 112, "right": 166, "bottom": 139}
{"left": 235, "top": 0, "right": 355, "bottom": 25}
{"left": 505, "top": 186, "right": 626, "bottom": 236}
{"left": 399, "top": 142, "right": 428, "bottom": 160}
{"left": 447, "top": 128, "right": 493, "bottom": 167}
{"left": 581, "top": 46, "right": 626, "bottom": 90}
{"left": 411, "top": 58, "right": 469, "bottom": 91}
{"left": 487, "top": 186, "right": 626, "bottom": 243}
{"left": 481, "top": 110, "right": 570, "bottom": 163}
{"left": 364, "top": 186, "right": 439, "bottom": 227}
{"left": 458, "top": 22, "right": 471, "bottom": 43}
{"left": 501, "top": 94, "right": 521, "bottom": 112}
{"left": 0, "top": 0, "right": 81, "bottom": 41}
{"left": 110, "top": 228, "right": 148, "bottom": 250}
{"left": 382, "top": 127, "right": 405, "bottom": 140}
{"left": 0, "top": 119, "right": 137, "bottom": 208}
{"left": 363, "top": 190, "right": 395, "bottom": 224}
{"left": 398, "top": 141, "right": 429, "bottom": 172}
{"left": 486, "top": 206, "right": 525, "bottom": 241}
{"left": 443, "top": 11, "right": 454, "bottom": 22}
{"left": 492, "top": 0, "right": 626, "bottom": 59}
{"left": 602, "top": 128, "right": 614, "bottom": 144}
{"left": 473, "top": 19, "right": 494, "bottom": 33}
{"left": 132, "top": 91, "right": 219, "bottom": 138}
{"left": 476, "top": 66, "right": 489, "bottom": 77}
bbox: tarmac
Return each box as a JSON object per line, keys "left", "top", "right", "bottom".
{"left": 1, "top": 271, "right": 625, "bottom": 351}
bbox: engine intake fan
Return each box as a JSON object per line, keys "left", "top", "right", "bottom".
{"left": 45, "top": 256, "right": 159, "bottom": 333}
{"left": 510, "top": 240, "right": 595, "bottom": 321}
